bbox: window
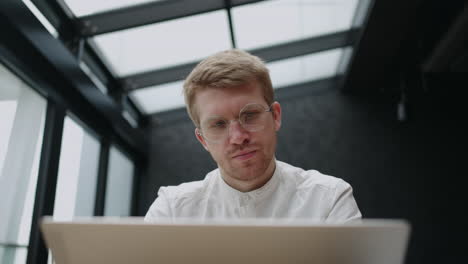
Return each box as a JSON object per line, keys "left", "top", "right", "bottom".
{"left": 233, "top": 0, "right": 359, "bottom": 50}
{"left": 104, "top": 146, "right": 134, "bottom": 216}
{"left": 0, "top": 63, "right": 47, "bottom": 263}
{"left": 92, "top": 10, "right": 232, "bottom": 76}
{"left": 267, "top": 47, "right": 351, "bottom": 89}
{"left": 129, "top": 80, "right": 185, "bottom": 114}
{"left": 63, "top": 0, "right": 164, "bottom": 17}
{"left": 52, "top": 116, "right": 101, "bottom": 221}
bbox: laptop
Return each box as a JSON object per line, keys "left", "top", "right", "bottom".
{"left": 40, "top": 217, "right": 410, "bottom": 264}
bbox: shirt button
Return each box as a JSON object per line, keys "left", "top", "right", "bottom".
{"left": 240, "top": 195, "right": 250, "bottom": 206}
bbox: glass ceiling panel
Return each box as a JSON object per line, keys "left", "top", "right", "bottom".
{"left": 63, "top": 0, "right": 164, "bottom": 17}
{"left": 129, "top": 80, "right": 185, "bottom": 114}
{"left": 267, "top": 47, "right": 351, "bottom": 89}
{"left": 130, "top": 47, "right": 351, "bottom": 114}
{"left": 232, "top": 0, "right": 359, "bottom": 50}
{"left": 93, "top": 10, "right": 232, "bottom": 77}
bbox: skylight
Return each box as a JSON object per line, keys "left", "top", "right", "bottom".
{"left": 63, "top": 0, "right": 164, "bottom": 17}
{"left": 92, "top": 10, "right": 232, "bottom": 76}
{"left": 232, "top": 0, "right": 359, "bottom": 50}
{"left": 56, "top": 0, "right": 370, "bottom": 116}
{"left": 129, "top": 80, "right": 185, "bottom": 114}
{"left": 268, "top": 47, "right": 351, "bottom": 89}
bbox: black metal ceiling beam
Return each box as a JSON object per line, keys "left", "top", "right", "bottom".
{"left": 31, "top": 0, "right": 76, "bottom": 40}
{"left": 120, "top": 29, "right": 359, "bottom": 92}
{"left": 78, "top": 0, "right": 266, "bottom": 37}
{"left": 0, "top": 0, "right": 147, "bottom": 156}
{"left": 253, "top": 29, "right": 359, "bottom": 63}
{"left": 29, "top": 0, "right": 146, "bottom": 126}
{"left": 224, "top": 0, "right": 238, "bottom": 48}
{"left": 121, "top": 62, "right": 198, "bottom": 92}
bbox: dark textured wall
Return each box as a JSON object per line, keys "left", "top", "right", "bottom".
{"left": 139, "top": 83, "right": 465, "bottom": 264}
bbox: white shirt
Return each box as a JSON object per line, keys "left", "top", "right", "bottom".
{"left": 145, "top": 161, "right": 361, "bottom": 222}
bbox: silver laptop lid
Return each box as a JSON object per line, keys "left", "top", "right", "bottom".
{"left": 40, "top": 217, "right": 410, "bottom": 264}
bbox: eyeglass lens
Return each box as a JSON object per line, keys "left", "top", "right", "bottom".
{"left": 200, "top": 103, "right": 271, "bottom": 143}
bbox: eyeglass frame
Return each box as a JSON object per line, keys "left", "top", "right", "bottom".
{"left": 196, "top": 102, "right": 275, "bottom": 143}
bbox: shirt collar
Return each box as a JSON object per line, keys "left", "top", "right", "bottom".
{"left": 216, "top": 159, "right": 281, "bottom": 201}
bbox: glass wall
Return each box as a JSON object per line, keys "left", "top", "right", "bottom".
{"left": 104, "top": 146, "right": 134, "bottom": 216}
{"left": 0, "top": 63, "right": 47, "bottom": 263}
{"left": 52, "top": 116, "right": 101, "bottom": 220}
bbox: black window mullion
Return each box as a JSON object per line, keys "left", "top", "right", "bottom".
{"left": 94, "top": 139, "right": 110, "bottom": 216}
{"left": 131, "top": 158, "right": 145, "bottom": 216}
{"left": 26, "top": 100, "right": 65, "bottom": 264}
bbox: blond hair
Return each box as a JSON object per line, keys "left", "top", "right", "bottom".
{"left": 183, "top": 49, "right": 273, "bottom": 127}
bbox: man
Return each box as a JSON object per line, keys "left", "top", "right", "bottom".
{"left": 145, "top": 49, "right": 361, "bottom": 221}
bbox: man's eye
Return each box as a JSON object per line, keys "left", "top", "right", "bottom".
{"left": 211, "top": 120, "right": 227, "bottom": 128}
{"left": 243, "top": 111, "right": 260, "bottom": 121}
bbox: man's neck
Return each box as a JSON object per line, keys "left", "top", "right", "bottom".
{"left": 221, "top": 159, "right": 276, "bottom": 193}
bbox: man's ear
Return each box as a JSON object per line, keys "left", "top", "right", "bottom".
{"left": 271, "top": 101, "right": 282, "bottom": 131}
{"left": 195, "top": 128, "right": 210, "bottom": 152}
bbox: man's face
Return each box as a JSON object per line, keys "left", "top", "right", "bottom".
{"left": 193, "top": 81, "right": 281, "bottom": 187}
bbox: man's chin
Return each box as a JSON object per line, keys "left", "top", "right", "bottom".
{"left": 228, "top": 163, "right": 267, "bottom": 181}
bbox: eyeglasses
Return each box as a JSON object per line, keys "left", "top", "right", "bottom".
{"left": 198, "top": 103, "right": 273, "bottom": 143}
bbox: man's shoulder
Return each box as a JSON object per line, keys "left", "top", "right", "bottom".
{"left": 277, "top": 160, "right": 348, "bottom": 191}
{"left": 159, "top": 181, "right": 205, "bottom": 199}
{"left": 157, "top": 169, "right": 218, "bottom": 201}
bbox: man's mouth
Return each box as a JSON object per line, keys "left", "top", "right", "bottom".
{"left": 232, "top": 150, "right": 257, "bottom": 160}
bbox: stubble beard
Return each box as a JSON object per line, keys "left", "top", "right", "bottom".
{"left": 218, "top": 131, "right": 278, "bottom": 188}
{"left": 222, "top": 146, "right": 274, "bottom": 183}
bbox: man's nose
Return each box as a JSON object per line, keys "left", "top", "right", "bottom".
{"left": 228, "top": 120, "right": 250, "bottom": 145}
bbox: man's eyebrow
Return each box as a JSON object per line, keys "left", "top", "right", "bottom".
{"left": 204, "top": 115, "right": 225, "bottom": 121}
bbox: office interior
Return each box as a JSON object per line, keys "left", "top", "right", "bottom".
{"left": 0, "top": 0, "right": 466, "bottom": 263}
